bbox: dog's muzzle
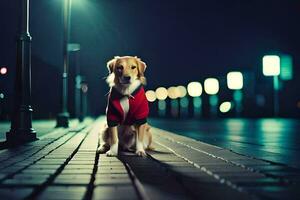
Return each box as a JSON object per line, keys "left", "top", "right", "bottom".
{"left": 120, "top": 76, "right": 131, "bottom": 84}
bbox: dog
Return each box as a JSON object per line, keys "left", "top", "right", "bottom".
{"left": 97, "top": 56, "right": 153, "bottom": 157}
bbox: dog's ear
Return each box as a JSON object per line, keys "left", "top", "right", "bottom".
{"left": 136, "top": 58, "right": 147, "bottom": 74}
{"left": 136, "top": 58, "right": 147, "bottom": 85}
{"left": 106, "top": 56, "right": 119, "bottom": 73}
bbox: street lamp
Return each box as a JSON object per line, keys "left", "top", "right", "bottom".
{"left": 56, "top": 0, "right": 72, "bottom": 127}
{"left": 204, "top": 78, "right": 219, "bottom": 117}
{"left": 6, "top": 0, "right": 37, "bottom": 144}
{"left": 155, "top": 87, "right": 168, "bottom": 117}
{"left": 227, "top": 71, "right": 243, "bottom": 116}
{"left": 262, "top": 55, "right": 280, "bottom": 117}
{"left": 187, "top": 81, "right": 202, "bottom": 117}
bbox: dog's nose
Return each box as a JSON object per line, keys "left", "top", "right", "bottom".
{"left": 123, "top": 76, "right": 131, "bottom": 81}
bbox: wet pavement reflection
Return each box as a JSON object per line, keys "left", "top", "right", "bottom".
{"left": 149, "top": 118, "right": 300, "bottom": 168}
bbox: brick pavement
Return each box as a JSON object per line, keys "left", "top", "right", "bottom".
{"left": 0, "top": 117, "right": 299, "bottom": 200}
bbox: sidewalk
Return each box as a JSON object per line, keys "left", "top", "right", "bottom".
{"left": 0, "top": 117, "right": 299, "bottom": 199}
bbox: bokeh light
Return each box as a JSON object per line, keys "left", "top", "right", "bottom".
{"left": 187, "top": 82, "right": 202, "bottom": 97}
{"left": 145, "top": 90, "right": 156, "bottom": 102}
{"left": 219, "top": 101, "right": 232, "bottom": 113}
{"left": 167, "top": 86, "right": 180, "bottom": 99}
{"left": 0, "top": 67, "right": 7, "bottom": 75}
{"left": 155, "top": 87, "right": 168, "bottom": 100}
{"left": 204, "top": 78, "right": 219, "bottom": 95}
{"left": 177, "top": 85, "right": 187, "bottom": 98}
{"left": 227, "top": 71, "right": 243, "bottom": 90}
{"left": 262, "top": 55, "right": 280, "bottom": 76}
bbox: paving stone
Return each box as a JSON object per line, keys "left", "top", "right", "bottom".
{"left": 53, "top": 174, "right": 92, "bottom": 185}
{"left": 92, "top": 185, "right": 138, "bottom": 200}
{"left": 95, "top": 176, "right": 132, "bottom": 185}
{"left": 22, "top": 168, "right": 58, "bottom": 174}
{"left": 37, "top": 186, "right": 86, "bottom": 200}
{"left": 64, "top": 165, "right": 94, "bottom": 170}
{"left": 60, "top": 169, "right": 93, "bottom": 174}
{"left": 0, "top": 187, "right": 33, "bottom": 199}
{"left": 2, "top": 177, "right": 47, "bottom": 185}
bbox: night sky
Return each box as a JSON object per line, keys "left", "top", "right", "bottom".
{"left": 0, "top": 0, "right": 300, "bottom": 118}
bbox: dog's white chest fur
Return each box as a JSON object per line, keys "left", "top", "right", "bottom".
{"left": 120, "top": 97, "right": 129, "bottom": 119}
{"left": 114, "top": 79, "right": 141, "bottom": 119}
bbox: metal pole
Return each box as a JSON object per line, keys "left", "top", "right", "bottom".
{"left": 56, "top": 0, "right": 72, "bottom": 127}
{"left": 6, "top": 0, "right": 37, "bottom": 144}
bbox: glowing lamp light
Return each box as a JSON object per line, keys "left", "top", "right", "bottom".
{"left": 0, "top": 67, "right": 7, "bottom": 75}
{"left": 187, "top": 82, "right": 202, "bottom": 97}
{"left": 145, "top": 90, "right": 156, "bottom": 102}
{"left": 204, "top": 78, "right": 219, "bottom": 95}
{"left": 262, "top": 55, "right": 280, "bottom": 76}
{"left": 219, "top": 102, "right": 232, "bottom": 113}
{"left": 177, "top": 85, "right": 187, "bottom": 98}
{"left": 227, "top": 71, "right": 243, "bottom": 90}
{"left": 155, "top": 87, "right": 168, "bottom": 100}
{"left": 167, "top": 86, "right": 180, "bottom": 99}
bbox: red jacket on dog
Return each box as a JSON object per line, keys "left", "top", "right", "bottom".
{"left": 106, "top": 85, "right": 149, "bottom": 127}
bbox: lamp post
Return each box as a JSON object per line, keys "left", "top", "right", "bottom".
{"left": 68, "top": 43, "right": 81, "bottom": 121}
{"left": 56, "top": 0, "right": 72, "bottom": 127}
{"left": 187, "top": 82, "right": 203, "bottom": 118}
{"left": 6, "top": 0, "right": 37, "bottom": 144}
{"left": 262, "top": 55, "right": 280, "bottom": 117}
{"left": 227, "top": 71, "right": 243, "bottom": 116}
{"left": 204, "top": 78, "right": 219, "bottom": 118}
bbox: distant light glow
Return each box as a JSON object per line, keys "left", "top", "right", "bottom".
{"left": 204, "top": 78, "right": 219, "bottom": 95}
{"left": 193, "top": 96, "right": 202, "bottom": 108}
{"left": 155, "top": 87, "right": 168, "bottom": 100}
{"left": 187, "top": 82, "right": 202, "bottom": 97}
{"left": 219, "top": 102, "right": 232, "bottom": 113}
{"left": 167, "top": 86, "right": 180, "bottom": 99}
{"left": 180, "top": 97, "right": 189, "bottom": 108}
{"left": 0, "top": 93, "right": 4, "bottom": 99}
{"left": 227, "top": 72, "right": 243, "bottom": 90}
{"left": 145, "top": 90, "right": 156, "bottom": 102}
{"left": 263, "top": 55, "right": 280, "bottom": 76}
{"left": 177, "top": 86, "right": 187, "bottom": 98}
{"left": 0, "top": 67, "right": 7, "bottom": 75}
{"left": 280, "top": 55, "right": 293, "bottom": 80}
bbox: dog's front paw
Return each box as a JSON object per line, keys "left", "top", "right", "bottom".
{"left": 106, "top": 149, "right": 118, "bottom": 157}
{"left": 135, "top": 150, "right": 147, "bottom": 157}
{"left": 97, "top": 144, "right": 110, "bottom": 154}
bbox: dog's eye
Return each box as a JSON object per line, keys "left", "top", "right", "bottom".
{"left": 116, "top": 65, "right": 123, "bottom": 71}
{"left": 131, "top": 66, "right": 137, "bottom": 70}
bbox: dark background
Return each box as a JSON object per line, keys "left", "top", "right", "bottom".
{"left": 0, "top": 0, "right": 300, "bottom": 119}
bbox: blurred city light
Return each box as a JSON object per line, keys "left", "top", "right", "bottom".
{"left": 145, "top": 90, "right": 156, "bottom": 102}
{"left": 204, "top": 78, "right": 219, "bottom": 95}
{"left": 177, "top": 85, "right": 187, "bottom": 98}
{"left": 155, "top": 87, "right": 168, "bottom": 100}
{"left": 0, "top": 93, "right": 4, "bottom": 99}
{"left": 280, "top": 55, "right": 293, "bottom": 81}
{"left": 262, "top": 55, "right": 280, "bottom": 76}
{"left": 0, "top": 67, "right": 7, "bottom": 75}
{"left": 227, "top": 72, "right": 243, "bottom": 90}
{"left": 187, "top": 82, "right": 202, "bottom": 97}
{"left": 219, "top": 102, "right": 232, "bottom": 113}
{"left": 167, "top": 86, "right": 180, "bottom": 99}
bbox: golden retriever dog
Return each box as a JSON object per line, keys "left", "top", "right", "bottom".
{"left": 97, "top": 56, "right": 153, "bottom": 157}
